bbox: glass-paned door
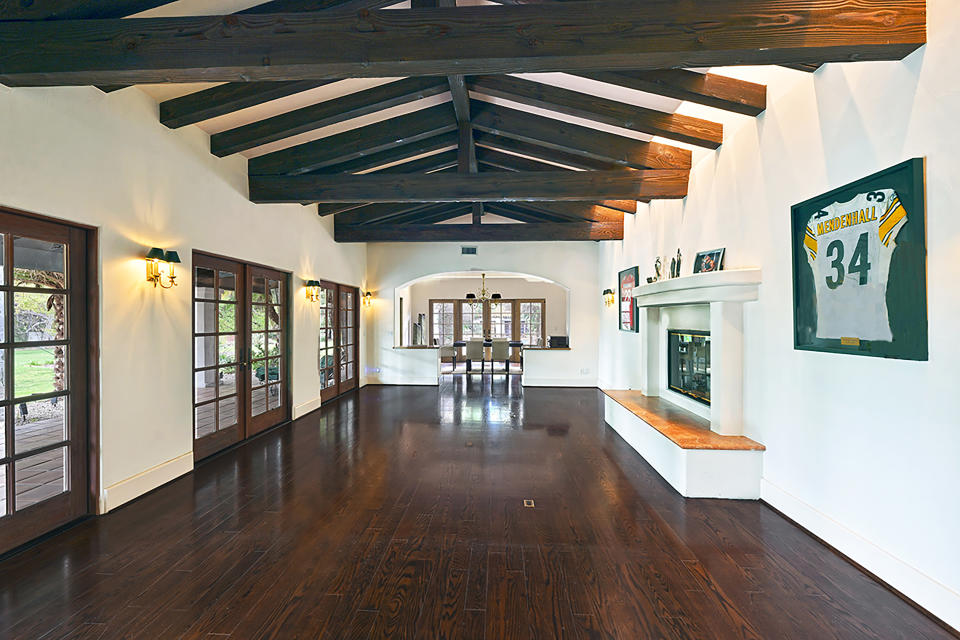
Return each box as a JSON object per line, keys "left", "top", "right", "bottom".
{"left": 318, "top": 282, "right": 338, "bottom": 403}
{"left": 247, "top": 266, "right": 288, "bottom": 436}
{"left": 318, "top": 282, "right": 359, "bottom": 402}
{"left": 460, "top": 301, "right": 484, "bottom": 341}
{"left": 430, "top": 301, "right": 455, "bottom": 346}
{"left": 489, "top": 301, "right": 513, "bottom": 339}
{"left": 519, "top": 300, "right": 545, "bottom": 347}
{"left": 0, "top": 210, "right": 89, "bottom": 555}
{"left": 338, "top": 287, "right": 358, "bottom": 394}
{"left": 192, "top": 254, "right": 244, "bottom": 460}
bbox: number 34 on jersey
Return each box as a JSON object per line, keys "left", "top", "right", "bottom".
{"left": 803, "top": 188, "right": 908, "bottom": 342}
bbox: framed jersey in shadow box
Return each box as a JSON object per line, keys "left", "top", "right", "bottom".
{"left": 791, "top": 158, "right": 927, "bottom": 360}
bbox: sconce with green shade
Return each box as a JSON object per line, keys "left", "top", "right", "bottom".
{"left": 146, "top": 248, "right": 180, "bottom": 289}
{"left": 304, "top": 279, "right": 321, "bottom": 302}
{"left": 602, "top": 288, "right": 615, "bottom": 307}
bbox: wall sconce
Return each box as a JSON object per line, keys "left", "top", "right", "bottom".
{"left": 602, "top": 288, "right": 615, "bottom": 307}
{"left": 362, "top": 291, "right": 373, "bottom": 307}
{"left": 146, "top": 248, "right": 180, "bottom": 289}
{"left": 304, "top": 279, "right": 321, "bottom": 302}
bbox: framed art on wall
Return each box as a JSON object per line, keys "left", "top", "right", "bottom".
{"left": 618, "top": 266, "right": 639, "bottom": 332}
{"left": 693, "top": 248, "right": 725, "bottom": 273}
{"left": 791, "top": 158, "right": 927, "bottom": 360}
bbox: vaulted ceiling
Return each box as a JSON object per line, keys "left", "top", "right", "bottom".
{"left": 0, "top": 0, "right": 926, "bottom": 242}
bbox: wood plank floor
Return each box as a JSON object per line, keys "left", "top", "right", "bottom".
{"left": 0, "top": 377, "right": 953, "bottom": 639}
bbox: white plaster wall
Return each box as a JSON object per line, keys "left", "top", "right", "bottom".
{"left": 0, "top": 85, "right": 366, "bottom": 509}
{"left": 598, "top": 1, "right": 960, "bottom": 628}
{"left": 365, "top": 242, "right": 598, "bottom": 386}
{"left": 404, "top": 276, "right": 568, "bottom": 345}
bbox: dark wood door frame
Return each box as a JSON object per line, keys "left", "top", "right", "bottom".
{"left": 192, "top": 251, "right": 291, "bottom": 462}
{"left": 318, "top": 280, "right": 359, "bottom": 403}
{"left": 0, "top": 204, "right": 99, "bottom": 552}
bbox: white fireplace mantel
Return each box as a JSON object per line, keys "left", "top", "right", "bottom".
{"left": 633, "top": 268, "right": 762, "bottom": 307}
{"left": 631, "top": 268, "right": 762, "bottom": 436}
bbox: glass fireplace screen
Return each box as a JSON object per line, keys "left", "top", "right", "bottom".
{"left": 667, "top": 330, "right": 711, "bottom": 405}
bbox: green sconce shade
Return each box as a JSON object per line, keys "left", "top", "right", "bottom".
{"left": 164, "top": 250, "right": 181, "bottom": 264}
{"left": 304, "top": 279, "right": 321, "bottom": 287}
{"left": 146, "top": 247, "right": 166, "bottom": 261}
{"left": 602, "top": 288, "right": 614, "bottom": 296}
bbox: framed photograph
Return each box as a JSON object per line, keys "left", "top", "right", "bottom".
{"left": 693, "top": 248, "right": 725, "bottom": 273}
{"left": 791, "top": 158, "right": 927, "bottom": 360}
{"left": 618, "top": 266, "right": 639, "bottom": 332}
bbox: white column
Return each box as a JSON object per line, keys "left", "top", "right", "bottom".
{"left": 639, "top": 306, "right": 661, "bottom": 397}
{"left": 709, "top": 301, "right": 744, "bottom": 436}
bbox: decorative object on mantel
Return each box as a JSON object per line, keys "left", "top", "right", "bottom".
{"left": 675, "top": 249, "right": 682, "bottom": 277}
{"left": 465, "top": 273, "right": 499, "bottom": 303}
{"left": 618, "top": 266, "right": 639, "bottom": 332}
{"left": 145, "top": 247, "right": 180, "bottom": 289}
{"left": 693, "top": 248, "right": 725, "bottom": 274}
{"left": 602, "top": 288, "right": 615, "bottom": 307}
{"left": 791, "top": 158, "right": 927, "bottom": 361}
{"left": 648, "top": 256, "right": 663, "bottom": 284}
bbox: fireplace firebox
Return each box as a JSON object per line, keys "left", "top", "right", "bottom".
{"left": 667, "top": 330, "right": 711, "bottom": 405}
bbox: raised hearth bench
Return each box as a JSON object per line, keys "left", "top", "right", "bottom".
{"left": 603, "top": 390, "right": 764, "bottom": 499}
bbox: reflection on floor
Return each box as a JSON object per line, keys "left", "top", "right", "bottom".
{"left": 0, "top": 384, "right": 952, "bottom": 638}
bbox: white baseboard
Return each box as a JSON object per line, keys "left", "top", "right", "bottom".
{"left": 366, "top": 376, "right": 439, "bottom": 386}
{"left": 761, "top": 479, "right": 960, "bottom": 633}
{"left": 293, "top": 397, "right": 321, "bottom": 419}
{"left": 99, "top": 451, "right": 193, "bottom": 514}
{"left": 521, "top": 377, "right": 598, "bottom": 387}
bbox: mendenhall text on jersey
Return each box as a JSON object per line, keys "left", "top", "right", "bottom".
{"left": 803, "top": 188, "right": 908, "bottom": 342}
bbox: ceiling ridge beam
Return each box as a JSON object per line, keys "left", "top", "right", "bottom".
{"left": 0, "top": 1, "right": 926, "bottom": 86}
{"left": 469, "top": 74, "right": 723, "bottom": 149}
{"left": 248, "top": 102, "right": 457, "bottom": 176}
{"left": 210, "top": 76, "right": 449, "bottom": 157}
{"left": 574, "top": 70, "right": 766, "bottom": 117}
{"left": 249, "top": 169, "right": 688, "bottom": 203}
{"left": 334, "top": 221, "right": 624, "bottom": 242}
{"left": 471, "top": 100, "right": 691, "bottom": 170}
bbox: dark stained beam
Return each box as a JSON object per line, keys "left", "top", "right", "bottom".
{"left": 0, "top": 0, "right": 173, "bottom": 19}
{"left": 249, "top": 169, "right": 688, "bottom": 203}
{"left": 575, "top": 70, "right": 766, "bottom": 117}
{"left": 473, "top": 132, "right": 626, "bottom": 171}
{"left": 336, "top": 202, "right": 450, "bottom": 225}
{"left": 160, "top": 81, "right": 336, "bottom": 129}
{"left": 308, "top": 130, "right": 458, "bottom": 175}
{"left": 484, "top": 205, "right": 568, "bottom": 224}
{"left": 248, "top": 102, "right": 457, "bottom": 176}
{"left": 210, "top": 77, "right": 448, "bottom": 156}
{"left": 469, "top": 74, "right": 722, "bottom": 149}
{"left": 243, "top": 0, "right": 399, "bottom": 13}
{"left": 387, "top": 203, "right": 473, "bottom": 225}
{"left": 781, "top": 63, "right": 825, "bottom": 73}
{"left": 493, "top": 201, "right": 625, "bottom": 223}
{"left": 334, "top": 220, "right": 624, "bottom": 242}
{"left": 471, "top": 100, "right": 691, "bottom": 170}
{"left": 0, "top": 2, "right": 926, "bottom": 86}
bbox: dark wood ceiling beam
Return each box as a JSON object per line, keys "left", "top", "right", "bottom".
{"left": 248, "top": 102, "right": 457, "bottom": 176}
{"left": 473, "top": 133, "right": 623, "bottom": 171}
{"left": 336, "top": 202, "right": 449, "bottom": 225}
{"left": 496, "top": 201, "right": 625, "bottom": 223}
{"left": 210, "top": 77, "right": 449, "bottom": 156}
{"left": 0, "top": 0, "right": 173, "bottom": 20}
{"left": 469, "top": 74, "right": 722, "bottom": 149}
{"left": 574, "top": 70, "right": 766, "bottom": 117}
{"left": 242, "top": 0, "right": 399, "bottom": 13}
{"left": 307, "top": 130, "right": 458, "bottom": 175}
{"left": 160, "top": 80, "right": 336, "bottom": 129}
{"left": 471, "top": 100, "right": 691, "bottom": 170}
{"left": 334, "top": 220, "right": 624, "bottom": 242}
{"left": 484, "top": 205, "right": 566, "bottom": 224}
{"left": 386, "top": 204, "right": 473, "bottom": 225}
{"left": 0, "top": 1, "right": 926, "bottom": 86}
{"left": 249, "top": 169, "right": 688, "bottom": 203}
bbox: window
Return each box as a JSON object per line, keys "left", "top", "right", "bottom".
{"left": 430, "top": 301, "right": 455, "bottom": 346}
{"left": 489, "top": 301, "right": 513, "bottom": 339}
{"left": 519, "top": 300, "right": 545, "bottom": 346}
{"left": 460, "top": 301, "right": 484, "bottom": 341}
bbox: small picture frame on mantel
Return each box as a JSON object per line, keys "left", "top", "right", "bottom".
{"left": 693, "top": 248, "right": 725, "bottom": 274}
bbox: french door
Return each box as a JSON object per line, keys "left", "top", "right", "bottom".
{"left": 318, "top": 281, "right": 359, "bottom": 403}
{"left": 192, "top": 253, "right": 289, "bottom": 461}
{"left": 0, "top": 209, "right": 90, "bottom": 555}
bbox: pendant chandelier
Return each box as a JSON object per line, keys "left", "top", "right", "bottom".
{"left": 465, "top": 273, "right": 501, "bottom": 303}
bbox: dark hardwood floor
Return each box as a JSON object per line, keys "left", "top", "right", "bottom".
{"left": 0, "top": 377, "right": 953, "bottom": 639}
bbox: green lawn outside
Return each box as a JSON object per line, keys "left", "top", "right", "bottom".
{"left": 14, "top": 347, "right": 57, "bottom": 397}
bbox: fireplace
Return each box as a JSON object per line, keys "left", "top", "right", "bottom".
{"left": 667, "top": 330, "right": 711, "bottom": 405}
